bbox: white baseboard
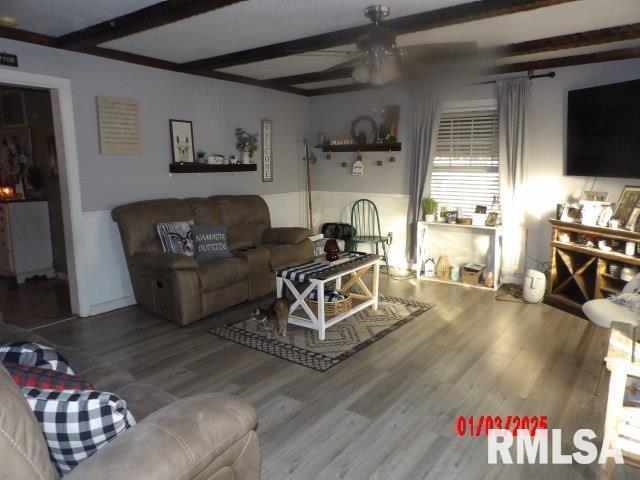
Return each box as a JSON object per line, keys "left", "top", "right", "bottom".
{"left": 90, "top": 295, "right": 137, "bottom": 316}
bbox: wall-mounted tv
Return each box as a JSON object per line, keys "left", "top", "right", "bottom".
{"left": 566, "top": 78, "right": 640, "bottom": 178}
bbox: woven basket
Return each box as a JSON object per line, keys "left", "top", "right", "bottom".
{"left": 305, "top": 290, "right": 352, "bottom": 317}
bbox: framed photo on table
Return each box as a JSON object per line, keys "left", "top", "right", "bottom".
{"left": 261, "top": 118, "right": 273, "bottom": 182}
{"left": 169, "top": 119, "right": 195, "bottom": 163}
{"left": 613, "top": 185, "right": 640, "bottom": 229}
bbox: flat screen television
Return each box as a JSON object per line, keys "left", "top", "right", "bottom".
{"left": 566, "top": 78, "right": 640, "bottom": 178}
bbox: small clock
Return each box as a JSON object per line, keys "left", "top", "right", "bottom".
{"left": 261, "top": 118, "right": 273, "bottom": 182}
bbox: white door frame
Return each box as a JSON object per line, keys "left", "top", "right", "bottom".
{"left": 0, "top": 68, "right": 89, "bottom": 316}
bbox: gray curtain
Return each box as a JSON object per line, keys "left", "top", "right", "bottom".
{"left": 405, "top": 93, "right": 441, "bottom": 263}
{"left": 496, "top": 77, "right": 530, "bottom": 282}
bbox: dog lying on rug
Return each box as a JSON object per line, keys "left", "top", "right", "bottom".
{"left": 251, "top": 297, "right": 292, "bottom": 339}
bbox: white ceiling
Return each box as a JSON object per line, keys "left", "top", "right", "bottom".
{"left": 102, "top": 0, "right": 470, "bottom": 62}
{"left": 1, "top": 0, "right": 159, "bottom": 36}
{"left": 2, "top": 0, "right": 639, "bottom": 91}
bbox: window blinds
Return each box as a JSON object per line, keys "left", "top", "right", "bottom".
{"left": 430, "top": 109, "right": 499, "bottom": 217}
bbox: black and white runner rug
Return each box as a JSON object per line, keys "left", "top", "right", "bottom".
{"left": 209, "top": 295, "right": 433, "bottom": 372}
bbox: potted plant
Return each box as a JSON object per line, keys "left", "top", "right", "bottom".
{"left": 196, "top": 150, "right": 207, "bottom": 163}
{"left": 422, "top": 197, "right": 438, "bottom": 222}
{"left": 234, "top": 128, "right": 258, "bottom": 164}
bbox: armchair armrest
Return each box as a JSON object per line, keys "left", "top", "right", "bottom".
{"left": 262, "top": 227, "right": 311, "bottom": 245}
{"left": 128, "top": 251, "right": 198, "bottom": 270}
{"left": 67, "top": 394, "right": 259, "bottom": 480}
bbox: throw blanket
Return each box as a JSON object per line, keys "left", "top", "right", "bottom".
{"left": 609, "top": 292, "right": 640, "bottom": 314}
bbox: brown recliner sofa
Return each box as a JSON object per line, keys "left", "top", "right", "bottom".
{"left": 0, "top": 314, "right": 260, "bottom": 480}
{"left": 112, "top": 195, "right": 313, "bottom": 325}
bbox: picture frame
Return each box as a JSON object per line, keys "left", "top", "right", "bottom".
{"left": 580, "top": 190, "right": 609, "bottom": 202}
{"left": 169, "top": 119, "right": 195, "bottom": 163}
{"left": 613, "top": 185, "right": 640, "bottom": 228}
{"left": 560, "top": 203, "right": 583, "bottom": 223}
{"left": 261, "top": 118, "right": 273, "bottom": 182}
{"left": 626, "top": 206, "right": 640, "bottom": 232}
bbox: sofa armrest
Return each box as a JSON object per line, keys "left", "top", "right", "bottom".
{"left": 128, "top": 251, "right": 198, "bottom": 270}
{"left": 262, "top": 227, "right": 311, "bottom": 245}
{"left": 67, "top": 394, "right": 259, "bottom": 480}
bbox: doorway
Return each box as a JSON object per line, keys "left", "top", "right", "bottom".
{"left": 0, "top": 68, "right": 91, "bottom": 328}
{"left": 0, "top": 85, "right": 72, "bottom": 328}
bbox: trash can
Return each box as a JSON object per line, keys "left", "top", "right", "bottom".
{"left": 523, "top": 269, "right": 546, "bottom": 304}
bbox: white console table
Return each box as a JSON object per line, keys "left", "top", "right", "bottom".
{"left": 415, "top": 221, "right": 502, "bottom": 291}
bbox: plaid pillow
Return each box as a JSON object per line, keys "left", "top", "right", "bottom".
{"left": 4, "top": 363, "right": 94, "bottom": 391}
{"left": 22, "top": 388, "right": 136, "bottom": 476}
{"left": 0, "top": 342, "right": 74, "bottom": 375}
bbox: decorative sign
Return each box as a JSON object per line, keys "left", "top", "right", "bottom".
{"left": 351, "top": 155, "right": 364, "bottom": 176}
{"left": 261, "top": 118, "right": 273, "bottom": 182}
{"left": 0, "top": 53, "right": 18, "bottom": 68}
{"left": 97, "top": 96, "right": 142, "bottom": 155}
{"left": 169, "top": 119, "right": 195, "bottom": 163}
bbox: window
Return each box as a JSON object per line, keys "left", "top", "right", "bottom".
{"left": 429, "top": 107, "right": 499, "bottom": 217}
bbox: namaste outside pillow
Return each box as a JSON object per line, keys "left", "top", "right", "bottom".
{"left": 191, "top": 224, "right": 233, "bottom": 262}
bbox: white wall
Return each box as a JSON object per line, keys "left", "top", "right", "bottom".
{"left": 0, "top": 39, "right": 310, "bottom": 315}
{"left": 309, "top": 59, "right": 640, "bottom": 272}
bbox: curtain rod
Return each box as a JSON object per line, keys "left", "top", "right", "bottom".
{"left": 472, "top": 70, "right": 556, "bottom": 86}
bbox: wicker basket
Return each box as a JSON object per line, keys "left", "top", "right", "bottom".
{"left": 462, "top": 269, "right": 483, "bottom": 285}
{"left": 305, "top": 290, "right": 352, "bottom": 317}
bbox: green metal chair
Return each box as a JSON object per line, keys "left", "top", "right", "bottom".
{"left": 350, "top": 199, "right": 390, "bottom": 276}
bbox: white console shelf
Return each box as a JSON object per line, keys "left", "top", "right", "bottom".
{"left": 415, "top": 221, "right": 502, "bottom": 291}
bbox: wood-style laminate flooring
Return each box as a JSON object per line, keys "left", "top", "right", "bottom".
{"left": 33, "top": 275, "right": 637, "bottom": 479}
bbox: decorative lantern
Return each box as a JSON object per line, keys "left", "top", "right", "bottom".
{"left": 324, "top": 238, "right": 340, "bottom": 261}
{"left": 424, "top": 258, "right": 436, "bottom": 277}
{"left": 436, "top": 256, "right": 451, "bottom": 280}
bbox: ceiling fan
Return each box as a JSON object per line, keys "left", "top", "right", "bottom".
{"left": 315, "top": 5, "right": 477, "bottom": 86}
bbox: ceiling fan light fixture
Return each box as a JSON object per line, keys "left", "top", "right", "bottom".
{"left": 0, "top": 15, "right": 18, "bottom": 27}
{"left": 352, "top": 63, "right": 370, "bottom": 84}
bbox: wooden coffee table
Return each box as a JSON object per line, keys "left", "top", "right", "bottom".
{"left": 276, "top": 253, "right": 380, "bottom": 340}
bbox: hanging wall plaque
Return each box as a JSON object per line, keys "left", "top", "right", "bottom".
{"left": 261, "top": 118, "right": 273, "bottom": 182}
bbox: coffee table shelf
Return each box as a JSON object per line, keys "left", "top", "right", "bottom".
{"left": 276, "top": 254, "right": 380, "bottom": 340}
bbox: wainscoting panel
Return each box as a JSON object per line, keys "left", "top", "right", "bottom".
{"left": 311, "top": 191, "right": 410, "bottom": 269}
{"left": 81, "top": 192, "right": 307, "bottom": 316}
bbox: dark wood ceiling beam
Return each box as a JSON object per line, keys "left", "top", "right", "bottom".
{"left": 0, "top": 27, "right": 308, "bottom": 96}
{"left": 304, "top": 47, "right": 640, "bottom": 96}
{"left": 271, "top": 22, "right": 640, "bottom": 87}
{"left": 57, "top": 0, "right": 248, "bottom": 50}
{"left": 180, "top": 0, "right": 578, "bottom": 73}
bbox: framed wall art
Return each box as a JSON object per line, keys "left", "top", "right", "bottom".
{"left": 170, "top": 119, "right": 195, "bottom": 163}
{"left": 261, "top": 118, "right": 273, "bottom": 182}
{"left": 613, "top": 185, "right": 640, "bottom": 228}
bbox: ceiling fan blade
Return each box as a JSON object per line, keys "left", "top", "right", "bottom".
{"left": 402, "top": 42, "right": 478, "bottom": 59}
{"left": 321, "top": 57, "right": 365, "bottom": 73}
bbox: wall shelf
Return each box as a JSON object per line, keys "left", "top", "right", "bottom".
{"left": 315, "top": 143, "right": 401, "bottom": 153}
{"left": 169, "top": 163, "right": 257, "bottom": 173}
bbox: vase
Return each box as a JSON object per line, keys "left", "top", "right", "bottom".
{"left": 424, "top": 213, "right": 436, "bottom": 223}
{"left": 241, "top": 150, "right": 250, "bottom": 164}
{"left": 436, "top": 256, "right": 451, "bottom": 280}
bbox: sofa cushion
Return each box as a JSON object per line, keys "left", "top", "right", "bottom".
{"left": 111, "top": 382, "right": 178, "bottom": 421}
{"left": 4, "top": 363, "right": 94, "bottom": 391}
{"left": 0, "top": 342, "right": 74, "bottom": 374}
{"left": 210, "top": 196, "right": 270, "bottom": 246}
{"left": 198, "top": 257, "right": 248, "bottom": 291}
{"left": 0, "top": 364, "right": 57, "bottom": 480}
{"left": 192, "top": 224, "right": 233, "bottom": 261}
{"left": 157, "top": 221, "right": 195, "bottom": 256}
{"left": 56, "top": 346, "right": 136, "bottom": 392}
{"left": 23, "top": 387, "right": 136, "bottom": 476}
{"left": 263, "top": 243, "right": 313, "bottom": 270}
{"left": 185, "top": 197, "right": 223, "bottom": 224}
{"left": 112, "top": 199, "right": 194, "bottom": 257}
